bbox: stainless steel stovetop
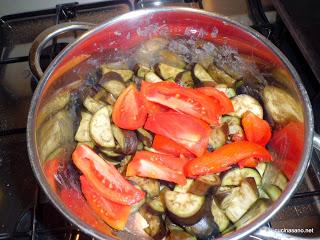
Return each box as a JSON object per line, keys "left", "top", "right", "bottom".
{"left": 0, "top": 1, "right": 319, "bottom": 239}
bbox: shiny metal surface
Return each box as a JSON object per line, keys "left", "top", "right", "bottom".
{"left": 27, "top": 7, "right": 315, "bottom": 240}
{"left": 314, "top": 133, "right": 320, "bottom": 151}
{"left": 29, "top": 22, "right": 95, "bottom": 80}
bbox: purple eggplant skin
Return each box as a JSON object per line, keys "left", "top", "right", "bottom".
{"left": 122, "top": 130, "right": 138, "bottom": 155}
{"left": 184, "top": 197, "right": 220, "bottom": 240}
{"left": 168, "top": 230, "right": 197, "bottom": 240}
{"left": 166, "top": 201, "right": 206, "bottom": 226}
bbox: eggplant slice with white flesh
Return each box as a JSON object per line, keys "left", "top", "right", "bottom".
{"left": 83, "top": 96, "right": 105, "bottom": 113}
{"left": 100, "top": 65, "right": 134, "bottom": 82}
{"left": 193, "top": 63, "right": 218, "bottom": 87}
{"left": 89, "top": 106, "right": 115, "bottom": 148}
{"left": 229, "top": 94, "right": 263, "bottom": 119}
{"left": 128, "top": 176, "right": 160, "bottom": 198}
{"left": 155, "top": 63, "right": 184, "bottom": 80}
{"left": 75, "top": 112, "right": 92, "bottom": 142}
{"left": 139, "top": 206, "right": 167, "bottom": 240}
{"left": 221, "top": 168, "right": 262, "bottom": 186}
{"left": 188, "top": 174, "right": 221, "bottom": 196}
{"left": 207, "top": 63, "right": 236, "bottom": 87}
{"left": 175, "top": 71, "right": 194, "bottom": 88}
{"left": 165, "top": 190, "right": 206, "bottom": 226}
{"left": 111, "top": 124, "right": 138, "bottom": 155}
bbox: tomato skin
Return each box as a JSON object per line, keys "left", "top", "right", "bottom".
{"left": 197, "top": 87, "right": 234, "bottom": 115}
{"left": 43, "top": 158, "right": 60, "bottom": 192}
{"left": 242, "top": 112, "right": 272, "bottom": 146}
{"left": 72, "top": 144, "right": 145, "bottom": 205}
{"left": 142, "top": 81, "right": 221, "bottom": 125}
{"left": 60, "top": 187, "right": 118, "bottom": 238}
{"left": 126, "top": 151, "right": 187, "bottom": 185}
{"left": 80, "top": 176, "right": 130, "bottom": 230}
{"left": 144, "top": 111, "right": 211, "bottom": 157}
{"left": 238, "top": 157, "right": 258, "bottom": 168}
{"left": 185, "top": 141, "right": 272, "bottom": 177}
{"left": 270, "top": 121, "right": 304, "bottom": 179}
{"left": 112, "top": 84, "right": 147, "bottom": 130}
{"left": 152, "top": 134, "right": 195, "bottom": 158}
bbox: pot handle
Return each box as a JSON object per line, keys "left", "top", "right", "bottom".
{"left": 29, "top": 22, "right": 96, "bottom": 80}
{"left": 314, "top": 132, "right": 320, "bottom": 151}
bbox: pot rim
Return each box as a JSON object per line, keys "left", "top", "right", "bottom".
{"left": 27, "top": 7, "right": 314, "bottom": 240}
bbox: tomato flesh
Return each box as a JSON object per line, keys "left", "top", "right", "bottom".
{"left": 185, "top": 141, "right": 272, "bottom": 177}
{"left": 242, "top": 111, "right": 272, "bottom": 146}
{"left": 43, "top": 158, "right": 59, "bottom": 192}
{"left": 112, "top": 84, "right": 147, "bottom": 130}
{"left": 80, "top": 175, "right": 131, "bottom": 230}
{"left": 60, "top": 187, "right": 118, "bottom": 238}
{"left": 126, "top": 151, "right": 187, "bottom": 185}
{"left": 197, "top": 87, "right": 234, "bottom": 115}
{"left": 72, "top": 144, "right": 145, "bottom": 205}
{"left": 142, "top": 81, "right": 221, "bottom": 125}
{"left": 152, "top": 134, "right": 195, "bottom": 158}
{"left": 144, "top": 111, "right": 211, "bottom": 157}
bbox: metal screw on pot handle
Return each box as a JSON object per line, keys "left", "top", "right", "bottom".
{"left": 29, "top": 22, "right": 96, "bottom": 81}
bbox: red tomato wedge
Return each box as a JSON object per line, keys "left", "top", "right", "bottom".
{"left": 60, "top": 187, "right": 118, "bottom": 239}
{"left": 144, "top": 111, "right": 211, "bottom": 157}
{"left": 242, "top": 111, "right": 272, "bottom": 146}
{"left": 43, "top": 158, "right": 60, "bottom": 192}
{"left": 80, "top": 175, "right": 131, "bottom": 230}
{"left": 112, "top": 84, "right": 147, "bottom": 130}
{"left": 185, "top": 141, "right": 272, "bottom": 177}
{"left": 72, "top": 144, "right": 145, "bottom": 205}
{"left": 238, "top": 157, "right": 258, "bottom": 168}
{"left": 196, "top": 87, "right": 234, "bottom": 115}
{"left": 270, "top": 121, "right": 304, "bottom": 179}
{"left": 141, "top": 81, "right": 169, "bottom": 115}
{"left": 152, "top": 134, "right": 195, "bottom": 158}
{"left": 142, "top": 81, "right": 221, "bottom": 125}
{"left": 126, "top": 151, "right": 188, "bottom": 185}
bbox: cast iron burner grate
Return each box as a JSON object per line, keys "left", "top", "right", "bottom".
{"left": 0, "top": 0, "right": 319, "bottom": 239}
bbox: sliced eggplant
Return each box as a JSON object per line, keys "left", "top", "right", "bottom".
{"left": 103, "top": 61, "right": 129, "bottom": 70}
{"left": 136, "top": 128, "right": 154, "bottom": 147}
{"left": 106, "top": 105, "right": 113, "bottom": 117}
{"left": 263, "top": 184, "right": 282, "bottom": 201}
{"left": 221, "top": 168, "right": 262, "bottom": 186}
{"left": 184, "top": 198, "right": 220, "bottom": 240}
{"left": 165, "top": 190, "right": 205, "bottom": 226}
{"left": 262, "top": 164, "right": 288, "bottom": 191}
{"left": 131, "top": 185, "right": 146, "bottom": 213}
{"left": 118, "top": 155, "right": 132, "bottom": 175}
{"left": 100, "top": 65, "right": 133, "bottom": 82}
{"left": 221, "top": 116, "right": 244, "bottom": 142}
{"left": 208, "top": 124, "right": 228, "bottom": 151}
{"left": 128, "top": 176, "right": 160, "bottom": 198}
{"left": 229, "top": 94, "right": 263, "bottom": 119}
{"left": 76, "top": 141, "right": 95, "bottom": 149}
{"left": 257, "top": 186, "right": 270, "bottom": 199}
{"left": 93, "top": 89, "right": 109, "bottom": 102}
{"left": 215, "top": 84, "right": 236, "bottom": 98}
{"left": 235, "top": 198, "right": 271, "bottom": 229}
{"left": 193, "top": 63, "right": 218, "bottom": 86}
{"left": 168, "top": 230, "right": 196, "bottom": 240}
{"left": 75, "top": 112, "right": 92, "bottom": 142}
{"left": 165, "top": 217, "right": 184, "bottom": 232}
{"left": 134, "top": 64, "right": 151, "bottom": 78}
{"left": 256, "top": 162, "right": 267, "bottom": 177}
{"left": 155, "top": 63, "right": 184, "bottom": 80}
{"left": 111, "top": 124, "right": 138, "bottom": 155}
{"left": 224, "top": 178, "right": 259, "bottom": 222}
{"left": 99, "top": 147, "right": 122, "bottom": 157}
{"left": 159, "top": 49, "right": 186, "bottom": 69}
{"left": 175, "top": 71, "right": 194, "bottom": 88}
{"left": 83, "top": 96, "right": 105, "bottom": 113}
{"left": 211, "top": 197, "right": 230, "bottom": 232}
{"left": 174, "top": 179, "right": 194, "bottom": 193}
{"left": 148, "top": 186, "right": 169, "bottom": 214}
{"left": 145, "top": 71, "right": 163, "bottom": 83}
{"left": 263, "top": 85, "right": 303, "bottom": 124}
{"left": 101, "top": 79, "right": 126, "bottom": 98}
{"left": 207, "top": 63, "right": 236, "bottom": 87}
{"left": 105, "top": 93, "right": 117, "bottom": 106}
{"left": 139, "top": 206, "right": 167, "bottom": 240}
{"left": 137, "top": 141, "right": 144, "bottom": 151}
{"left": 189, "top": 174, "right": 221, "bottom": 196}
{"left": 89, "top": 106, "right": 115, "bottom": 148}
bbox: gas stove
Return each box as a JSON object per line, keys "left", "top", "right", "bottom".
{"left": 0, "top": 1, "right": 319, "bottom": 239}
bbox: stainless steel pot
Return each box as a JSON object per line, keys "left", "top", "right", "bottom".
{"left": 27, "top": 7, "right": 320, "bottom": 240}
